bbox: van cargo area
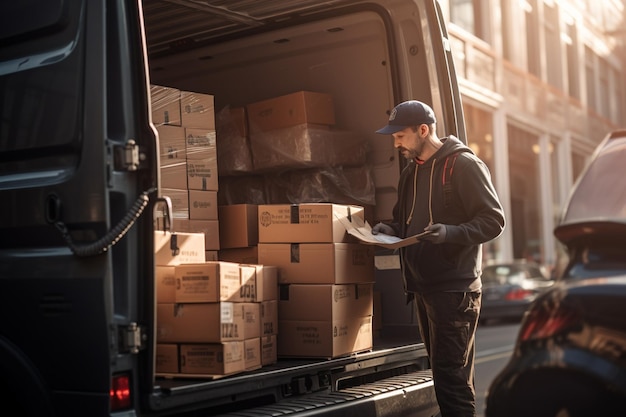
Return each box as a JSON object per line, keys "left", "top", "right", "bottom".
{"left": 144, "top": 1, "right": 439, "bottom": 415}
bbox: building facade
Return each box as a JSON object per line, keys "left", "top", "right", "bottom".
{"left": 440, "top": 0, "right": 625, "bottom": 271}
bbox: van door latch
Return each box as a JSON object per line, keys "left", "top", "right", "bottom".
{"left": 114, "top": 139, "right": 140, "bottom": 171}
{"left": 120, "top": 322, "right": 146, "bottom": 354}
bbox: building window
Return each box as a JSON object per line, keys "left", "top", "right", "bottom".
{"left": 508, "top": 124, "right": 543, "bottom": 263}
{"left": 584, "top": 45, "right": 597, "bottom": 112}
{"left": 525, "top": 0, "right": 541, "bottom": 78}
{"left": 450, "top": 0, "right": 489, "bottom": 42}
{"left": 544, "top": 1, "right": 562, "bottom": 89}
{"left": 564, "top": 19, "right": 580, "bottom": 100}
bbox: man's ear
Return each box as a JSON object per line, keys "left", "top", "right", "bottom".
{"left": 419, "top": 124, "right": 429, "bottom": 137}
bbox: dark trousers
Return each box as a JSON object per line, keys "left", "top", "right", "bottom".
{"left": 413, "top": 291, "right": 481, "bottom": 417}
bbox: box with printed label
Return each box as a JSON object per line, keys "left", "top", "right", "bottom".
{"left": 261, "top": 300, "right": 278, "bottom": 336}
{"left": 154, "top": 231, "right": 205, "bottom": 266}
{"left": 181, "top": 91, "right": 215, "bottom": 129}
{"left": 238, "top": 264, "right": 277, "bottom": 302}
{"left": 175, "top": 261, "right": 241, "bottom": 303}
{"left": 156, "top": 266, "right": 176, "bottom": 303}
{"left": 218, "top": 204, "right": 258, "bottom": 249}
{"left": 278, "top": 315, "right": 372, "bottom": 358}
{"left": 151, "top": 85, "right": 181, "bottom": 126}
{"left": 161, "top": 188, "right": 190, "bottom": 219}
{"left": 242, "top": 303, "right": 261, "bottom": 339}
{"left": 179, "top": 342, "right": 244, "bottom": 375}
{"left": 156, "top": 302, "right": 245, "bottom": 343}
{"left": 246, "top": 91, "right": 334, "bottom": 133}
{"left": 155, "top": 343, "right": 179, "bottom": 373}
{"left": 187, "top": 157, "right": 218, "bottom": 191}
{"left": 161, "top": 161, "right": 188, "bottom": 189}
{"left": 258, "top": 243, "right": 374, "bottom": 285}
{"left": 189, "top": 190, "right": 218, "bottom": 220}
{"left": 279, "top": 283, "right": 373, "bottom": 322}
{"left": 261, "top": 334, "right": 277, "bottom": 365}
{"left": 244, "top": 338, "right": 262, "bottom": 371}
{"left": 157, "top": 125, "right": 186, "bottom": 164}
{"left": 185, "top": 127, "right": 217, "bottom": 160}
{"left": 258, "top": 203, "right": 363, "bottom": 243}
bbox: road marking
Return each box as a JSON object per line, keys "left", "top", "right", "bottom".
{"left": 475, "top": 346, "right": 514, "bottom": 364}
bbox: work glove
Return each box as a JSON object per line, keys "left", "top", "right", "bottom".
{"left": 371, "top": 222, "right": 396, "bottom": 236}
{"left": 422, "top": 223, "right": 447, "bottom": 244}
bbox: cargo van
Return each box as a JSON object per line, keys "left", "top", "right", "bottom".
{"left": 0, "top": 1, "right": 465, "bottom": 416}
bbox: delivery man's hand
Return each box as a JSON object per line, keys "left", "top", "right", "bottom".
{"left": 422, "top": 223, "right": 447, "bottom": 244}
{"left": 372, "top": 222, "right": 396, "bottom": 236}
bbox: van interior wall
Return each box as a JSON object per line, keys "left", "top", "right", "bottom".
{"left": 149, "top": 10, "right": 400, "bottom": 222}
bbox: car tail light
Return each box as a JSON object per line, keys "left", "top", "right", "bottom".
{"left": 519, "top": 304, "right": 578, "bottom": 342}
{"left": 504, "top": 288, "right": 534, "bottom": 300}
{"left": 110, "top": 373, "right": 132, "bottom": 411}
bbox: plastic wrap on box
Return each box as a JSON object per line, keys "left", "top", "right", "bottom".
{"left": 249, "top": 124, "right": 369, "bottom": 172}
{"left": 217, "top": 175, "right": 269, "bottom": 206}
{"left": 216, "top": 106, "right": 253, "bottom": 176}
{"left": 150, "top": 85, "right": 181, "bottom": 126}
{"left": 266, "top": 165, "right": 376, "bottom": 206}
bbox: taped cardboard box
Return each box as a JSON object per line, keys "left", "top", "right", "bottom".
{"left": 258, "top": 203, "right": 363, "bottom": 243}
{"left": 216, "top": 106, "right": 253, "bottom": 176}
{"left": 246, "top": 91, "right": 334, "bottom": 133}
{"left": 174, "top": 261, "right": 241, "bottom": 303}
{"left": 181, "top": 91, "right": 215, "bottom": 129}
{"left": 179, "top": 342, "right": 244, "bottom": 375}
{"left": 156, "top": 302, "right": 245, "bottom": 343}
{"left": 218, "top": 204, "right": 258, "bottom": 249}
{"left": 258, "top": 243, "right": 374, "bottom": 285}
{"left": 244, "top": 338, "right": 262, "bottom": 371}
{"left": 151, "top": 85, "right": 181, "bottom": 126}
{"left": 154, "top": 231, "right": 205, "bottom": 266}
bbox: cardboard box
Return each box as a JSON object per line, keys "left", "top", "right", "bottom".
{"left": 242, "top": 303, "right": 261, "bottom": 339}
{"left": 218, "top": 246, "right": 259, "bottom": 264}
{"left": 179, "top": 342, "right": 244, "bottom": 375}
{"left": 156, "top": 266, "right": 176, "bottom": 303}
{"left": 187, "top": 219, "right": 220, "bottom": 251}
{"left": 258, "top": 203, "right": 363, "bottom": 243}
{"left": 157, "top": 302, "right": 245, "bottom": 343}
{"left": 157, "top": 125, "right": 186, "bottom": 164}
{"left": 258, "top": 243, "right": 374, "bottom": 285}
{"left": 246, "top": 91, "right": 335, "bottom": 133}
{"left": 279, "top": 283, "right": 373, "bottom": 322}
{"left": 187, "top": 157, "right": 219, "bottom": 191}
{"left": 151, "top": 85, "right": 181, "bottom": 126}
{"left": 244, "top": 338, "right": 262, "bottom": 371}
{"left": 189, "top": 190, "right": 218, "bottom": 220}
{"left": 278, "top": 315, "right": 372, "bottom": 358}
{"left": 155, "top": 343, "right": 179, "bottom": 373}
{"left": 161, "top": 188, "right": 190, "bottom": 219}
{"left": 175, "top": 261, "right": 241, "bottom": 303}
{"left": 238, "top": 264, "right": 278, "bottom": 302}
{"left": 261, "top": 334, "right": 278, "bottom": 366}
{"left": 154, "top": 231, "right": 205, "bottom": 266}
{"left": 218, "top": 204, "right": 258, "bottom": 249}
{"left": 261, "top": 300, "right": 278, "bottom": 336}
{"left": 161, "top": 161, "right": 188, "bottom": 189}
{"left": 206, "top": 250, "right": 219, "bottom": 261}
{"left": 216, "top": 106, "right": 253, "bottom": 176}
{"left": 185, "top": 127, "right": 217, "bottom": 160}
{"left": 250, "top": 124, "right": 368, "bottom": 171}
{"left": 181, "top": 91, "right": 215, "bottom": 129}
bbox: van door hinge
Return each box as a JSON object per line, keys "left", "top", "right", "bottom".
{"left": 121, "top": 322, "right": 146, "bottom": 354}
{"left": 114, "top": 139, "right": 141, "bottom": 171}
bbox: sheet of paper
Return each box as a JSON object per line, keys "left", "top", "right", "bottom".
{"left": 335, "top": 213, "right": 432, "bottom": 249}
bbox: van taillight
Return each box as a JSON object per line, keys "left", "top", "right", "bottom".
{"left": 110, "top": 373, "right": 132, "bottom": 411}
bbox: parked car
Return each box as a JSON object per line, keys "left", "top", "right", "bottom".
{"left": 480, "top": 260, "right": 554, "bottom": 324}
{"left": 485, "top": 130, "right": 626, "bottom": 417}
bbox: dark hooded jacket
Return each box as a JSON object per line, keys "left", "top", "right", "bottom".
{"left": 388, "top": 135, "right": 505, "bottom": 294}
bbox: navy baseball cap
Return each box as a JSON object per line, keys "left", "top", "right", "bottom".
{"left": 376, "top": 100, "right": 437, "bottom": 135}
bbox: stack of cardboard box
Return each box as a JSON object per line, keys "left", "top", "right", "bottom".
{"left": 151, "top": 85, "right": 220, "bottom": 261}
{"left": 257, "top": 203, "right": 375, "bottom": 358}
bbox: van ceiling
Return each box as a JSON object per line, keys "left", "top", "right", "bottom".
{"left": 143, "top": 0, "right": 354, "bottom": 58}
